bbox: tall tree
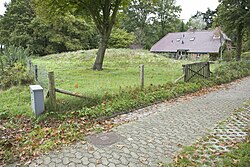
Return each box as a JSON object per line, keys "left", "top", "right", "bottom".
{"left": 192, "top": 8, "right": 217, "bottom": 30}
{"left": 154, "top": 0, "right": 181, "bottom": 37}
{"left": 0, "top": 0, "right": 34, "bottom": 48}
{"left": 0, "top": 0, "right": 98, "bottom": 55}
{"left": 121, "top": 0, "right": 155, "bottom": 47}
{"left": 34, "top": 0, "right": 128, "bottom": 70}
{"left": 177, "top": 20, "right": 188, "bottom": 32}
{"left": 202, "top": 8, "right": 217, "bottom": 29}
{"left": 121, "top": 0, "right": 180, "bottom": 48}
{"left": 29, "top": 15, "right": 97, "bottom": 55}
{"left": 187, "top": 14, "right": 206, "bottom": 30}
{"left": 217, "top": 0, "right": 250, "bottom": 61}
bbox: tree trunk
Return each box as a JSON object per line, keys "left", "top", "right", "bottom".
{"left": 89, "top": 0, "right": 121, "bottom": 70}
{"left": 92, "top": 34, "right": 109, "bottom": 70}
{"left": 236, "top": 24, "right": 243, "bottom": 61}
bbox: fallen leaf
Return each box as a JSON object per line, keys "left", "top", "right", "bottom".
{"left": 87, "top": 144, "right": 94, "bottom": 152}
{"left": 174, "top": 156, "right": 178, "bottom": 163}
{"left": 139, "top": 157, "right": 147, "bottom": 164}
{"left": 177, "top": 143, "right": 182, "bottom": 147}
{"left": 96, "top": 159, "right": 100, "bottom": 164}
{"left": 116, "top": 144, "right": 125, "bottom": 149}
{"left": 148, "top": 140, "right": 153, "bottom": 143}
{"left": 0, "top": 125, "right": 6, "bottom": 130}
{"left": 233, "top": 159, "right": 239, "bottom": 164}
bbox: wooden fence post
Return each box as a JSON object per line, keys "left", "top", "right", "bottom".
{"left": 207, "top": 62, "right": 210, "bottom": 78}
{"left": 183, "top": 65, "right": 188, "bottom": 82}
{"left": 48, "top": 71, "right": 56, "bottom": 110}
{"left": 34, "top": 65, "right": 38, "bottom": 81}
{"left": 140, "top": 64, "right": 144, "bottom": 89}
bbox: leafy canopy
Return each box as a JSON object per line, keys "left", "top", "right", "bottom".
{"left": 217, "top": 0, "right": 250, "bottom": 60}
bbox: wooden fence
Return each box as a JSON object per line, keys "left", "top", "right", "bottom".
{"left": 30, "top": 61, "right": 212, "bottom": 109}
{"left": 47, "top": 64, "right": 145, "bottom": 110}
{"left": 182, "top": 62, "right": 211, "bottom": 82}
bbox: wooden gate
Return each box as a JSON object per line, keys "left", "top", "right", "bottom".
{"left": 182, "top": 62, "right": 211, "bottom": 82}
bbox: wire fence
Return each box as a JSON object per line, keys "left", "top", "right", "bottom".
{"left": 0, "top": 60, "right": 49, "bottom": 115}
{"left": 1, "top": 55, "right": 213, "bottom": 116}
{"left": 27, "top": 60, "right": 49, "bottom": 95}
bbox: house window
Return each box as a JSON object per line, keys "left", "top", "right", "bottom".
{"left": 190, "top": 37, "right": 195, "bottom": 41}
{"left": 176, "top": 38, "right": 181, "bottom": 42}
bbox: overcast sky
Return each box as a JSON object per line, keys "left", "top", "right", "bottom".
{"left": 0, "top": 0, "right": 9, "bottom": 15}
{"left": 176, "top": 0, "right": 219, "bottom": 21}
{"left": 0, "top": 0, "right": 219, "bottom": 21}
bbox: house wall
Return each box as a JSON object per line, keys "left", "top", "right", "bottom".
{"left": 154, "top": 52, "right": 213, "bottom": 61}
{"left": 187, "top": 53, "right": 209, "bottom": 60}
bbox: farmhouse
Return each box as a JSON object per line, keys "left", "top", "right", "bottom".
{"left": 150, "top": 28, "right": 232, "bottom": 59}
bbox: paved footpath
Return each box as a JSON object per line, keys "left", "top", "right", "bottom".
{"left": 27, "top": 77, "right": 250, "bottom": 167}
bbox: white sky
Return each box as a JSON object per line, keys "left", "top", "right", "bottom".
{"left": 176, "top": 0, "right": 219, "bottom": 22}
{"left": 0, "top": 0, "right": 219, "bottom": 21}
{"left": 0, "top": 0, "right": 10, "bottom": 15}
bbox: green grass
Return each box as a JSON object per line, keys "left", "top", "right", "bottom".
{"left": 1, "top": 49, "right": 193, "bottom": 118}
{"left": 33, "top": 49, "right": 191, "bottom": 96}
{"left": 0, "top": 86, "right": 33, "bottom": 118}
{"left": 218, "top": 139, "right": 250, "bottom": 167}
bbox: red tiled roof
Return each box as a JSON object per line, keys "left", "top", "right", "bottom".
{"left": 150, "top": 30, "right": 229, "bottom": 53}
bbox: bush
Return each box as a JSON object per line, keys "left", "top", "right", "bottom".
{"left": 0, "top": 46, "right": 33, "bottom": 89}
{"left": 0, "top": 46, "right": 29, "bottom": 68}
{"left": 109, "top": 28, "right": 136, "bottom": 48}
{"left": 209, "top": 53, "right": 219, "bottom": 61}
{"left": 222, "top": 50, "right": 235, "bottom": 61}
{"left": 211, "top": 61, "right": 250, "bottom": 84}
{"left": 241, "top": 52, "right": 250, "bottom": 60}
{"left": 0, "top": 63, "right": 33, "bottom": 90}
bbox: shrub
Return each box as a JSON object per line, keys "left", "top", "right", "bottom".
{"left": 222, "top": 50, "right": 236, "bottom": 61}
{"left": 241, "top": 52, "right": 250, "bottom": 60}
{"left": 0, "top": 63, "right": 33, "bottom": 90}
{"left": 0, "top": 46, "right": 29, "bottom": 67}
{"left": 109, "top": 28, "right": 136, "bottom": 48}
{"left": 212, "top": 61, "right": 250, "bottom": 84}
{"left": 209, "top": 53, "right": 219, "bottom": 61}
{"left": 0, "top": 46, "right": 33, "bottom": 89}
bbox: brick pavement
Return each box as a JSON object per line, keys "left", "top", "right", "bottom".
{"left": 23, "top": 77, "right": 250, "bottom": 167}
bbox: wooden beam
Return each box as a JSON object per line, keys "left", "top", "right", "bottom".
{"left": 174, "top": 74, "right": 185, "bottom": 83}
{"left": 55, "top": 88, "right": 85, "bottom": 98}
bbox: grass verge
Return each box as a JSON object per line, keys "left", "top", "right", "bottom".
{"left": 217, "top": 138, "right": 250, "bottom": 167}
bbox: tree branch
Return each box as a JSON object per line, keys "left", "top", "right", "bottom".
{"left": 109, "top": 0, "right": 121, "bottom": 34}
